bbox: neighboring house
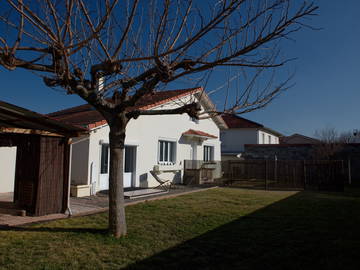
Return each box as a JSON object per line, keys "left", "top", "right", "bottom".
{"left": 49, "top": 87, "right": 227, "bottom": 197}
{"left": 280, "top": 133, "right": 320, "bottom": 144}
{"left": 220, "top": 114, "right": 282, "bottom": 161}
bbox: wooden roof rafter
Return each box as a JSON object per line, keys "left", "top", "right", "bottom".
{"left": 0, "top": 100, "right": 87, "bottom": 137}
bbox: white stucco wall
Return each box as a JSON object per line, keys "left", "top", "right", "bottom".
{"left": 0, "top": 147, "right": 17, "bottom": 193}
{"left": 221, "top": 128, "right": 279, "bottom": 155}
{"left": 74, "top": 93, "right": 222, "bottom": 191}
{"left": 258, "top": 130, "right": 279, "bottom": 144}
{"left": 221, "top": 128, "right": 258, "bottom": 153}
{"left": 70, "top": 137, "right": 90, "bottom": 185}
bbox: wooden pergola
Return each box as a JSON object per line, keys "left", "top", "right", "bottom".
{"left": 0, "top": 100, "right": 86, "bottom": 216}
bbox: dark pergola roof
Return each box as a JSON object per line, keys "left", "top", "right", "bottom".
{"left": 0, "top": 100, "right": 87, "bottom": 137}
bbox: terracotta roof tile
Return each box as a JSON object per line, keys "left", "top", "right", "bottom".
{"left": 221, "top": 114, "right": 263, "bottom": 129}
{"left": 182, "top": 129, "right": 218, "bottom": 139}
{"left": 48, "top": 88, "right": 202, "bottom": 129}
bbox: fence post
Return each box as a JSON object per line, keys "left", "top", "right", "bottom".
{"left": 274, "top": 155, "right": 278, "bottom": 183}
{"left": 265, "top": 160, "right": 268, "bottom": 190}
{"left": 184, "top": 160, "right": 186, "bottom": 185}
{"left": 348, "top": 157, "right": 352, "bottom": 185}
{"left": 303, "top": 160, "right": 307, "bottom": 190}
{"left": 229, "top": 160, "right": 233, "bottom": 185}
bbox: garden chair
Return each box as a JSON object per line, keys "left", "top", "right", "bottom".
{"left": 150, "top": 166, "right": 173, "bottom": 191}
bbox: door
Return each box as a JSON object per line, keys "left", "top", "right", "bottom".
{"left": 124, "top": 146, "right": 136, "bottom": 188}
{"left": 99, "top": 144, "right": 136, "bottom": 191}
{"left": 99, "top": 144, "right": 109, "bottom": 191}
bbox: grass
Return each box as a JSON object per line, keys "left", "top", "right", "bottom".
{"left": 0, "top": 187, "right": 360, "bottom": 269}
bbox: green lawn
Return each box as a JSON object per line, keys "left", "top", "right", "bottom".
{"left": 0, "top": 187, "right": 359, "bottom": 270}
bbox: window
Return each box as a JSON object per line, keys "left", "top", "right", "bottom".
{"left": 203, "top": 145, "right": 214, "bottom": 161}
{"left": 268, "top": 135, "right": 271, "bottom": 144}
{"left": 100, "top": 144, "right": 109, "bottom": 174}
{"left": 158, "top": 140, "right": 176, "bottom": 164}
{"left": 262, "top": 133, "right": 265, "bottom": 144}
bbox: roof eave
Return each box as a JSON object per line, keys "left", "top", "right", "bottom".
{"left": 0, "top": 100, "right": 87, "bottom": 137}
{"left": 260, "top": 127, "right": 283, "bottom": 137}
{"left": 183, "top": 134, "right": 217, "bottom": 140}
{"left": 194, "top": 92, "right": 228, "bottom": 130}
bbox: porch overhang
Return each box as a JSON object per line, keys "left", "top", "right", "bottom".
{"left": 0, "top": 100, "right": 87, "bottom": 137}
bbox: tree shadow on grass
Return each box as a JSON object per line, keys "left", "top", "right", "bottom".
{"left": 126, "top": 190, "right": 360, "bottom": 270}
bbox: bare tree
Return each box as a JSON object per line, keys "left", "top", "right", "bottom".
{"left": 314, "top": 127, "right": 339, "bottom": 144}
{"left": 313, "top": 127, "right": 359, "bottom": 159}
{"left": 315, "top": 127, "right": 360, "bottom": 144}
{"left": 0, "top": 0, "right": 318, "bottom": 237}
{"left": 338, "top": 131, "right": 358, "bottom": 144}
{"left": 313, "top": 127, "right": 341, "bottom": 159}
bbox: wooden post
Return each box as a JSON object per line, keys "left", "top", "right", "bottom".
{"left": 183, "top": 159, "right": 186, "bottom": 185}
{"left": 303, "top": 160, "right": 307, "bottom": 190}
{"left": 274, "top": 155, "right": 278, "bottom": 183}
{"left": 229, "top": 160, "right": 233, "bottom": 185}
{"left": 265, "top": 160, "right": 268, "bottom": 190}
{"left": 348, "top": 157, "right": 352, "bottom": 185}
{"left": 293, "top": 167, "right": 296, "bottom": 188}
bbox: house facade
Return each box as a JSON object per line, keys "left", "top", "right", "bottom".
{"left": 49, "top": 88, "right": 227, "bottom": 196}
{"left": 220, "top": 114, "right": 282, "bottom": 161}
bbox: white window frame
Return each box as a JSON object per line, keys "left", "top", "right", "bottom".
{"left": 203, "top": 145, "right": 214, "bottom": 162}
{"left": 158, "top": 139, "right": 177, "bottom": 165}
{"left": 262, "top": 133, "right": 265, "bottom": 144}
{"left": 268, "top": 135, "right": 271, "bottom": 144}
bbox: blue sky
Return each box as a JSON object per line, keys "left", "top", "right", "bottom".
{"left": 0, "top": 1, "right": 359, "bottom": 137}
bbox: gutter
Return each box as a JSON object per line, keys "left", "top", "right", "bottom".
{"left": 66, "top": 138, "right": 73, "bottom": 216}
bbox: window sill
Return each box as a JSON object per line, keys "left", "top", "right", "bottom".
{"left": 158, "top": 162, "right": 175, "bottom": 166}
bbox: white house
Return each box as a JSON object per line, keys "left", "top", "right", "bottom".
{"left": 220, "top": 114, "right": 282, "bottom": 161}
{"left": 49, "top": 87, "right": 227, "bottom": 197}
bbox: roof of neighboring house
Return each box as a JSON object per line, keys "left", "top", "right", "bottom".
{"left": 280, "top": 133, "right": 320, "bottom": 144}
{"left": 48, "top": 88, "right": 201, "bottom": 128}
{"left": 48, "top": 87, "right": 227, "bottom": 130}
{"left": 221, "top": 114, "right": 282, "bottom": 136}
{"left": 221, "top": 114, "right": 262, "bottom": 129}
{"left": 182, "top": 129, "right": 218, "bottom": 139}
{"left": 0, "top": 100, "right": 87, "bottom": 137}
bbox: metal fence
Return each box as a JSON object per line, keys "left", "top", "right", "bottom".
{"left": 222, "top": 159, "right": 346, "bottom": 191}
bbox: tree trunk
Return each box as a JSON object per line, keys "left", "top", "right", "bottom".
{"left": 108, "top": 116, "right": 127, "bottom": 238}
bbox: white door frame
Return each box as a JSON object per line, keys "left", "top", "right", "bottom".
{"left": 98, "top": 144, "right": 137, "bottom": 191}
{"left": 124, "top": 145, "right": 137, "bottom": 188}
{"left": 99, "top": 143, "right": 110, "bottom": 191}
